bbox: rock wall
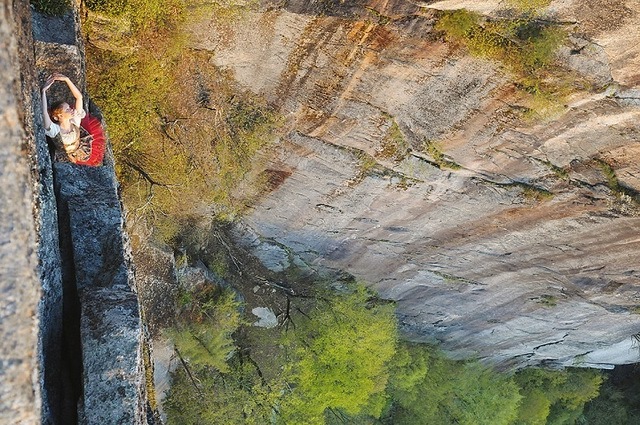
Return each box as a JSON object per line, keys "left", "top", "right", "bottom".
{"left": 2, "top": 1, "right": 148, "bottom": 423}
{"left": 191, "top": 0, "right": 640, "bottom": 368}
{"left": 53, "top": 164, "right": 146, "bottom": 425}
{"left": 0, "top": 1, "right": 42, "bottom": 423}
{"left": 31, "top": 4, "right": 148, "bottom": 422}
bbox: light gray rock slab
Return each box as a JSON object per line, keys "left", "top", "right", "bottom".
{"left": 54, "top": 163, "right": 146, "bottom": 424}
{"left": 152, "top": 338, "right": 179, "bottom": 423}
{"left": 252, "top": 307, "right": 279, "bottom": 328}
{"left": 253, "top": 241, "right": 291, "bottom": 272}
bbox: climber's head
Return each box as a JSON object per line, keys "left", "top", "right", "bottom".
{"left": 50, "top": 101, "right": 74, "bottom": 123}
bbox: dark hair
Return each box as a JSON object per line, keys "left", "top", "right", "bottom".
{"left": 49, "top": 101, "right": 66, "bottom": 123}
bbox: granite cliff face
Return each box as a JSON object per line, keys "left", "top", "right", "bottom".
{"left": 190, "top": 0, "right": 640, "bottom": 368}
{"left": 0, "top": 1, "right": 41, "bottom": 422}
{"left": 3, "top": 0, "right": 640, "bottom": 420}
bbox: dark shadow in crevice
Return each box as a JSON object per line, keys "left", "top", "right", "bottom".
{"left": 48, "top": 167, "right": 84, "bottom": 425}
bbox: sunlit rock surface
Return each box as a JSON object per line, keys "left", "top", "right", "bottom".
{"left": 0, "top": 1, "right": 41, "bottom": 422}
{"left": 192, "top": 0, "right": 640, "bottom": 368}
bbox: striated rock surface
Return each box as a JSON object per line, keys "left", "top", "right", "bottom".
{"left": 192, "top": 0, "right": 640, "bottom": 368}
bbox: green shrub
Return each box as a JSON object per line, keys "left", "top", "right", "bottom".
{"left": 30, "top": 0, "right": 71, "bottom": 16}
{"left": 281, "top": 285, "right": 398, "bottom": 423}
{"left": 436, "top": 9, "right": 568, "bottom": 116}
{"left": 167, "top": 287, "right": 242, "bottom": 373}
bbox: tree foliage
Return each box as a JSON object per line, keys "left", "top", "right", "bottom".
{"left": 165, "top": 282, "right": 399, "bottom": 425}
{"left": 281, "top": 286, "right": 398, "bottom": 424}
{"left": 386, "top": 348, "right": 522, "bottom": 425}
{"left": 85, "top": 0, "right": 282, "bottom": 242}
{"left": 514, "top": 367, "right": 603, "bottom": 425}
{"left": 163, "top": 275, "right": 605, "bottom": 425}
{"left": 386, "top": 343, "right": 430, "bottom": 408}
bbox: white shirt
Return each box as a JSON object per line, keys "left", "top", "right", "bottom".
{"left": 45, "top": 109, "right": 87, "bottom": 146}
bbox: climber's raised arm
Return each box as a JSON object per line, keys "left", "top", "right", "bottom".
{"left": 41, "top": 75, "right": 55, "bottom": 132}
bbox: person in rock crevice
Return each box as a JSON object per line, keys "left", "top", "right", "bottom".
{"left": 41, "top": 73, "right": 91, "bottom": 163}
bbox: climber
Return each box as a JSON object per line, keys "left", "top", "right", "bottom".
{"left": 41, "top": 73, "right": 105, "bottom": 166}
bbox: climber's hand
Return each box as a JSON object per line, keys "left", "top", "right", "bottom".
{"left": 43, "top": 75, "right": 55, "bottom": 91}
{"left": 52, "top": 73, "right": 69, "bottom": 81}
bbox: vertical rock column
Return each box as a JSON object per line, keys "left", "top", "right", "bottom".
{"left": 31, "top": 2, "right": 147, "bottom": 422}
{"left": 54, "top": 164, "right": 146, "bottom": 424}
{"left": 0, "top": 0, "right": 42, "bottom": 423}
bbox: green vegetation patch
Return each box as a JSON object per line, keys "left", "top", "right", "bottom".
{"left": 162, "top": 265, "right": 603, "bottom": 424}
{"left": 538, "top": 158, "right": 570, "bottom": 180}
{"left": 356, "top": 151, "right": 379, "bottom": 177}
{"left": 595, "top": 159, "right": 640, "bottom": 206}
{"left": 31, "top": 0, "right": 71, "bottom": 16}
{"left": 598, "top": 159, "right": 621, "bottom": 192}
{"left": 518, "top": 182, "right": 554, "bottom": 201}
{"left": 435, "top": 8, "right": 569, "bottom": 118}
{"left": 421, "top": 139, "right": 461, "bottom": 170}
{"left": 486, "top": 180, "right": 554, "bottom": 202}
{"left": 377, "top": 118, "right": 410, "bottom": 162}
{"left": 86, "top": 0, "right": 283, "bottom": 242}
{"left": 435, "top": 9, "right": 565, "bottom": 75}
{"left": 505, "top": 0, "right": 553, "bottom": 14}
{"left": 84, "top": 0, "right": 186, "bottom": 31}
{"left": 535, "top": 293, "right": 558, "bottom": 307}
